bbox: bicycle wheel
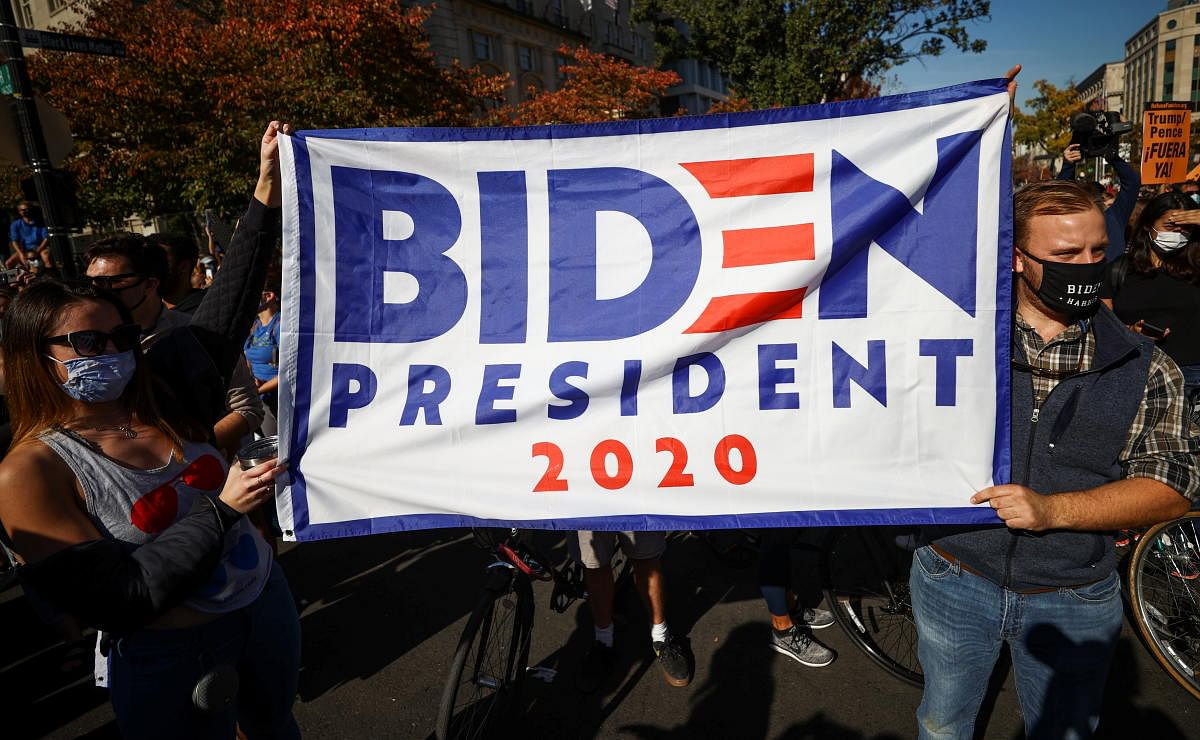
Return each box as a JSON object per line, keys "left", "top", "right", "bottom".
{"left": 1127, "top": 512, "right": 1200, "bottom": 701}
{"left": 824, "top": 527, "right": 923, "bottom": 687}
{"left": 436, "top": 565, "right": 534, "bottom": 740}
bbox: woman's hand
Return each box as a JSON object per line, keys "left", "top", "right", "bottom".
{"left": 1163, "top": 209, "right": 1200, "bottom": 228}
{"left": 218, "top": 458, "right": 285, "bottom": 514}
{"left": 253, "top": 121, "right": 295, "bottom": 209}
{"left": 1063, "top": 144, "right": 1082, "bottom": 164}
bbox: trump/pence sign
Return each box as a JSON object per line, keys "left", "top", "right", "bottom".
{"left": 275, "top": 79, "right": 1012, "bottom": 542}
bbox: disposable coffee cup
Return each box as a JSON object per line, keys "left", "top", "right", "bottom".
{"left": 238, "top": 436, "right": 279, "bottom": 470}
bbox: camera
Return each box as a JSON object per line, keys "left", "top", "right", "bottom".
{"left": 0, "top": 268, "right": 24, "bottom": 286}
{"left": 1069, "top": 103, "right": 1132, "bottom": 158}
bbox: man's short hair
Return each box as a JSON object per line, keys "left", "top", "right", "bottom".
{"left": 153, "top": 233, "right": 200, "bottom": 269}
{"left": 84, "top": 234, "right": 169, "bottom": 284}
{"left": 1014, "top": 181, "right": 1103, "bottom": 251}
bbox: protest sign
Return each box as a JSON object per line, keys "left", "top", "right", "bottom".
{"left": 1141, "top": 101, "right": 1192, "bottom": 185}
{"left": 275, "top": 79, "right": 1012, "bottom": 541}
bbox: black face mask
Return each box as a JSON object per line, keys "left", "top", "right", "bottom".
{"left": 1017, "top": 248, "right": 1105, "bottom": 318}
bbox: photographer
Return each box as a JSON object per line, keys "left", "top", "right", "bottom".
{"left": 1057, "top": 142, "right": 1140, "bottom": 261}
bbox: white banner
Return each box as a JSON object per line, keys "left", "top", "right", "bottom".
{"left": 276, "top": 80, "right": 1013, "bottom": 541}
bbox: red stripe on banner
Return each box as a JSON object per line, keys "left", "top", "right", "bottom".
{"left": 680, "top": 154, "right": 814, "bottom": 197}
{"left": 722, "top": 224, "right": 815, "bottom": 267}
{"left": 684, "top": 288, "right": 807, "bottom": 333}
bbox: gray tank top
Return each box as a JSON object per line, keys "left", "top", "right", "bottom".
{"left": 39, "top": 428, "right": 271, "bottom": 614}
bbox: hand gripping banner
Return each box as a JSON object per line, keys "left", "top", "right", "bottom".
{"left": 275, "top": 79, "right": 1013, "bottom": 541}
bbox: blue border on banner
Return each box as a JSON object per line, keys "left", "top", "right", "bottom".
{"left": 293, "top": 507, "right": 1002, "bottom": 543}
{"left": 285, "top": 78, "right": 1013, "bottom": 541}
{"left": 993, "top": 117, "right": 1014, "bottom": 485}
{"left": 287, "top": 138, "right": 316, "bottom": 536}
{"left": 296, "top": 79, "right": 1009, "bottom": 142}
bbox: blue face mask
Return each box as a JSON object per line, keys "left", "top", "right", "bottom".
{"left": 45, "top": 350, "right": 137, "bottom": 403}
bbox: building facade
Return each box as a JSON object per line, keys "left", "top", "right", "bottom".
{"left": 419, "top": 0, "right": 728, "bottom": 113}
{"left": 1076, "top": 61, "right": 1125, "bottom": 115}
{"left": 420, "top": 0, "right": 655, "bottom": 106}
{"left": 1124, "top": 1, "right": 1200, "bottom": 122}
{"left": 10, "top": 0, "right": 85, "bottom": 30}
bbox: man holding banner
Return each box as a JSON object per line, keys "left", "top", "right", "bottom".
{"left": 912, "top": 179, "right": 1198, "bottom": 739}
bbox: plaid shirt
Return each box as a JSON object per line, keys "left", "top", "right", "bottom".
{"left": 1015, "top": 312, "right": 1199, "bottom": 501}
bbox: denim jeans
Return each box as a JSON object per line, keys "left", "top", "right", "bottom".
{"left": 109, "top": 561, "right": 302, "bottom": 739}
{"left": 910, "top": 545, "right": 1122, "bottom": 740}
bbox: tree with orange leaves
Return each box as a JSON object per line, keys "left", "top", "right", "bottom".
{"left": 504, "top": 46, "right": 680, "bottom": 126}
{"left": 28, "top": 0, "right": 506, "bottom": 222}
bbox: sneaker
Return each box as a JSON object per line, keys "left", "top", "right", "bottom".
{"left": 652, "top": 637, "right": 693, "bottom": 687}
{"left": 770, "top": 625, "right": 835, "bottom": 667}
{"left": 793, "top": 606, "right": 835, "bottom": 630}
{"left": 575, "top": 640, "right": 615, "bottom": 694}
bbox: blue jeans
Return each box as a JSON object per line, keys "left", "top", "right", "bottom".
{"left": 109, "top": 562, "right": 302, "bottom": 739}
{"left": 910, "top": 546, "right": 1122, "bottom": 740}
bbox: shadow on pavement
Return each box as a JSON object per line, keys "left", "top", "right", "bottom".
{"left": 1095, "top": 637, "right": 1187, "bottom": 739}
{"left": 280, "top": 528, "right": 484, "bottom": 702}
{"left": 618, "top": 621, "right": 775, "bottom": 739}
{"left": 1, "top": 584, "right": 116, "bottom": 739}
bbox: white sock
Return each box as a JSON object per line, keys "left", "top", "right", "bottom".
{"left": 651, "top": 621, "right": 670, "bottom": 645}
{"left": 594, "top": 623, "right": 614, "bottom": 647}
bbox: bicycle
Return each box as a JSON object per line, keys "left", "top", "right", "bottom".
{"left": 1125, "top": 511, "right": 1200, "bottom": 700}
{"left": 822, "top": 526, "right": 923, "bottom": 687}
{"left": 435, "top": 528, "right": 586, "bottom": 740}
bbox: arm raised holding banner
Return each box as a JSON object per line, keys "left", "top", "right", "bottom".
{"left": 144, "top": 122, "right": 293, "bottom": 438}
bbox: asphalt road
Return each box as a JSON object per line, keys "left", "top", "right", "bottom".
{"left": 5, "top": 528, "right": 1198, "bottom": 739}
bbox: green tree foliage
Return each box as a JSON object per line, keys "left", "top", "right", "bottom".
{"left": 634, "top": 0, "right": 990, "bottom": 107}
{"left": 1012, "top": 79, "right": 1082, "bottom": 160}
{"left": 27, "top": 0, "right": 507, "bottom": 223}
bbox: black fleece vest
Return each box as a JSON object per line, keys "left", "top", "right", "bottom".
{"left": 934, "top": 306, "right": 1155, "bottom": 590}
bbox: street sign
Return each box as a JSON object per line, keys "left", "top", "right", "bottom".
{"left": 17, "top": 28, "right": 125, "bottom": 58}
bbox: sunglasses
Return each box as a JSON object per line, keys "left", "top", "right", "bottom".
{"left": 44, "top": 323, "right": 141, "bottom": 357}
{"left": 89, "top": 273, "right": 145, "bottom": 290}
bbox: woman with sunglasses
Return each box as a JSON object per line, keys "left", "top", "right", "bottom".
{"left": 0, "top": 125, "right": 301, "bottom": 740}
{"left": 1102, "top": 191, "right": 1200, "bottom": 413}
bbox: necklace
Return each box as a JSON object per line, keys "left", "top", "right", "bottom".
{"left": 93, "top": 423, "right": 139, "bottom": 439}
{"left": 66, "top": 418, "right": 140, "bottom": 439}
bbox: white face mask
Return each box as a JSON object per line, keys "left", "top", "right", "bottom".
{"left": 1151, "top": 228, "right": 1190, "bottom": 253}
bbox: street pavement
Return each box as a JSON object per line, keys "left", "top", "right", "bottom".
{"left": 5, "top": 527, "right": 1198, "bottom": 739}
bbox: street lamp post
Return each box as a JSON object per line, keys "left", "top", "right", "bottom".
{"left": 0, "top": 2, "right": 78, "bottom": 278}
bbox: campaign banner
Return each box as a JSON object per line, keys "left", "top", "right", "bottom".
{"left": 1141, "top": 101, "right": 1192, "bottom": 185}
{"left": 275, "top": 79, "right": 1013, "bottom": 542}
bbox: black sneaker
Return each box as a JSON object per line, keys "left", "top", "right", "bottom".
{"left": 575, "top": 640, "right": 615, "bottom": 693}
{"left": 652, "top": 637, "right": 693, "bottom": 687}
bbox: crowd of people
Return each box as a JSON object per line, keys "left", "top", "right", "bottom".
{"left": 0, "top": 67, "right": 1198, "bottom": 740}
